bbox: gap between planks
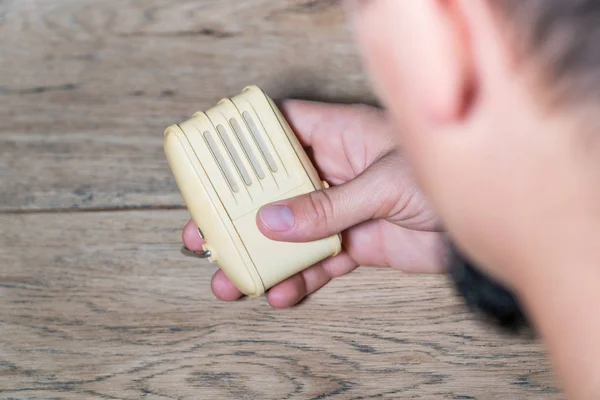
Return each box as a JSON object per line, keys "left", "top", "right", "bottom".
{"left": 0, "top": 204, "right": 187, "bottom": 215}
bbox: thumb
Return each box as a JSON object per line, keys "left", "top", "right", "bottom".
{"left": 256, "top": 155, "right": 400, "bottom": 242}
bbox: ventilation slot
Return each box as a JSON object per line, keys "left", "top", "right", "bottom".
{"left": 230, "top": 118, "right": 265, "bottom": 180}
{"left": 217, "top": 125, "right": 252, "bottom": 186}
{"left": 204, "top": 131, "right": 239, "bottom": 193}
{"left": 242, "top": 111, "right": 278, "bottom": 173}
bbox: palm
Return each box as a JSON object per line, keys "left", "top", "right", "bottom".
{"left": 182, "top": 100, "right": 445, "bottom": 308}
{"left": 299, "top": 103, "right": 444, "bottom": 274}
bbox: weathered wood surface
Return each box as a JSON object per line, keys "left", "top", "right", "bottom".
{"left": 0, "top": 211, "right": 560, "bottom": 399}
{"left": 0, "top": 0, "right": 373, "bottom": 211}
{"left": 0, "top": 0, "right": 562, "bottom": 398}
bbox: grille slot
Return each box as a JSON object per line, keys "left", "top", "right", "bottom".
{"left": 230, "top": 117, "right": 265, "bottom": 180}
{"left": 217, "top": 124, "right": 252, "bottom": 187}
{"left": 242, "top": 111, "right": 278, "bottom": 173}
{"left": 204, "top": 130, "right": 239, "bottom": 193}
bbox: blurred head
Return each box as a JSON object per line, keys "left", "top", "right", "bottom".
{"left": 347, "top": 0, "right": 600, "bottom": 285}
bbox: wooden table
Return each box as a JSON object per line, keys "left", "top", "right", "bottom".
{"left": 0, "top": 1, "right": 561, "bottom": 398}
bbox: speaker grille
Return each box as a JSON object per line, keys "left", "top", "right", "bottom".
{"left": 230, "top": 117, "right": 265, "bottom": 180}
{"left": 242, "top": 111, "right": 278, "bottom": 173}
{"left": 217, "top": 124, "right": 253, "bottom": 186}
{"left": 203, "top": 130, "right": 240, "bottom": 193}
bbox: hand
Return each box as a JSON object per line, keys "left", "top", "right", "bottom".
{"left": 182, "top": 100, "right": 447, "bottom": 308}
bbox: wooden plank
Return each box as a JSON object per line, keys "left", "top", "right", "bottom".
{"left": 0, "top": 210, "right": 561, "bottom": 399}
{"left": 0, "top": 0, "right": 375, "bottom": 211}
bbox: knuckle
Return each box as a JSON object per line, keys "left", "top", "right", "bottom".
{"left": 302, "top": 190, "right": 335, "bottom": 230}
{"left": 350, "top": 103, "right": 382, "bottom": 118}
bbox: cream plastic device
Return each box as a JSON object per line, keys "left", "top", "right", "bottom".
{"left": 164, "top": 85, "right": 342, "bottom": 297}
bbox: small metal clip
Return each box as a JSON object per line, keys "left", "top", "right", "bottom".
{"left": 180, "top": 226, "right": 210, "bottom": 258}
{"left": 181, "top": 246, "right": 211, "bottom": 259}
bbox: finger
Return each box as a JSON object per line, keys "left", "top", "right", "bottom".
{"left": 277, "top": 99, "right": 386, "bottom": 148}
{"left": 210, "top": 252, "right": 357, "bottom": 307}
{"left": 182, "top": 219, "right": 204, "bottom": 251}
{"left": 256, "top": 153, "right": 404, "bottom": 242}
{"left": 267, "top": 252, "right": 358, "bottom": 309}
{"left": 211, "top": 269, "right": 244, "bottom": 302}
{"left": 343, "top": 218, "right": 447, "bottom": 274}
{"left": 319, "top": 251, "right": 360, "bottom": 279}
{"left": 266, "top": 273, "right": 307, "bottom": 309}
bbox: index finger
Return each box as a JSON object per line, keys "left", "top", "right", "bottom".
{"left": 277, "top": 99, "right": 385, "bottom": 148}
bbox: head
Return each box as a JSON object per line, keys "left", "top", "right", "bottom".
{"left": 346, "top": 0, "right": 600, "bottom": 287}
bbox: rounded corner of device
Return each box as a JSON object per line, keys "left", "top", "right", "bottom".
{"left": 163, "top": 124, "right": 186, "bottom": 151}
{"left": 225, "top": 269, "right": 265, "bottom": 298}
{"left": 164, "top": 124, "right": 181, "bottom": 138}
{"left": 245, "top": 285, "right": 266, "bottom": 298}
{"left": 333, "top": 233, "right": 343, "bottom": 256}
{"left": 242, "top": 84, "right": 261, "bottom": 93}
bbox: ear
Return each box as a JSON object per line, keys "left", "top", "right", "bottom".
{"left": 350, "top": 0, "right": 482, "bottom": 123}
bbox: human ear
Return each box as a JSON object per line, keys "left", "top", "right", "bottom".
{"left": 350, "top": 0, "right": 478, "bottom": 123}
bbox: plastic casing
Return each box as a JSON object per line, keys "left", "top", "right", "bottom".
{"left": 164, "top": 85, "right": 342, "bottom": 297}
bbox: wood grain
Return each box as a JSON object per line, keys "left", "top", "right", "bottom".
{"left": 0, "top": 0, "right": 374, "bottom": 211}
{"left": 0, "top": 0, "right": 564, "bottom": 398}
{"left": 0, "top": 211, "right": 561, "bottom": 399}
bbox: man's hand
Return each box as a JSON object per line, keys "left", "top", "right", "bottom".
{"left": 182, "top": 100, "right": 446, "bottom": 308}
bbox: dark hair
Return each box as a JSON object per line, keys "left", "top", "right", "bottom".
{"left": 447, "top": 243, "right": 529, "bottom": 334}
{"left": 492, "top": 0, "right": 600, "bottom": 108}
